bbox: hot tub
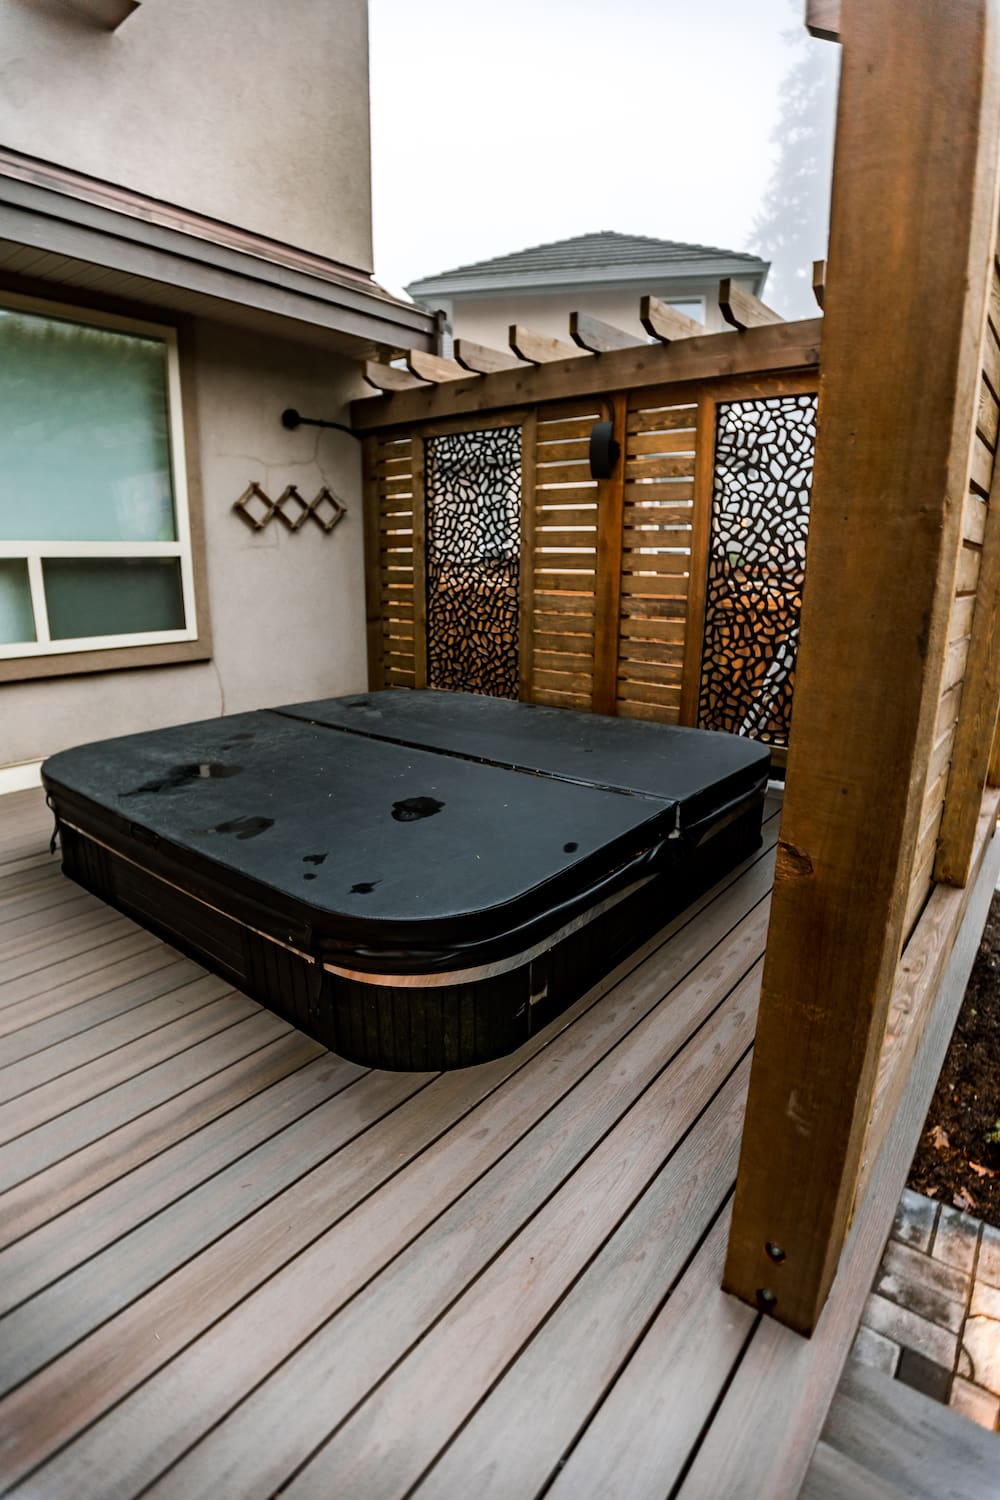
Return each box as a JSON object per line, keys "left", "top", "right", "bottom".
{"left": 41, "top": 691, "right": 770, "bottom": 1069}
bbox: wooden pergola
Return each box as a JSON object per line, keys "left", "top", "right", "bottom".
{"left": 352, "top": 0, "right": 1000, "bottom": 1337}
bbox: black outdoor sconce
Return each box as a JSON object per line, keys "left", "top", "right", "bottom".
{"left": 589, "top": 419, "right": 621, "bottom": 479}
{"left": 281, "top": 407, "right": 359, "bottom": 440}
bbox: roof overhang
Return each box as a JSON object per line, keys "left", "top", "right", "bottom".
{"left": 0, "top": 152, "right": 436, "bottom": 354}
{"left": 406, "top": 256, "right": 770, "bottom": 300}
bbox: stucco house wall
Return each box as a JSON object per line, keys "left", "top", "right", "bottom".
{"left": 1, "top": 315, "right": 369, "bottom": 768}
{"left": 0, "top": 0, "right": 373, "bottom": 273}
{"left": 0, "top": 0, "right": 435, "bottom": 783}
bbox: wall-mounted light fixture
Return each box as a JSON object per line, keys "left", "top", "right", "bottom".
{"left": 588, "top": 420, "right": 621, "bottom": 479}
{"left": 281, "top": 408, "right": 359, "bottom": 440}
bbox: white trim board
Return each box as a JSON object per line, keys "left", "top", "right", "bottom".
{"left": 0, "top": 760, "right": 44, "bottom": 795}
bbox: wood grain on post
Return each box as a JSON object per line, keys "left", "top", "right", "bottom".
{"left": 725, "top": 0, "right": 1000, "bottom": 1334}
{"left": 591, "top": 395, "right": 628, "bottom": 714}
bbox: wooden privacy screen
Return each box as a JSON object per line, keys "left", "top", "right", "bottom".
{"left": 361, "top": 370, "right": 818, "bottom": 755}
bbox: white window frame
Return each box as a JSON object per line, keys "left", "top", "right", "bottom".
{"left": 0, "top": 289, "right": 198, "bottom": 661}
{"left": 668, "top": 296, "right": 706, "bottom": 324}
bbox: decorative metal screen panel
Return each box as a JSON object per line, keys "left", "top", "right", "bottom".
{"left": 698, "top": 393, "right": 817, "bottom": 746}
{"left": 425, "top": 426, "right": 521, "bottom": 697}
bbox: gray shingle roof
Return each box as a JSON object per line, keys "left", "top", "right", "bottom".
{"left": 406, "top": 231, "right": 767, "bottom": 295}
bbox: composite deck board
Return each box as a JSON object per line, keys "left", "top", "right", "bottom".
{"left": 802, "top": 1361, "right": 1000, "bottom": 1499}
{"left": 0, "top": 788, "right": 902, "bottom": 1499}
{"left": 0, "top": 930, "right": 175, "bottom": 1016}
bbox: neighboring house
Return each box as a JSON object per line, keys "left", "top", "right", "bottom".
{"left": 405, "top": 230, "right": 770, "bottom": 351}
{"left": 0, "top": 0, "right": 435, "bottom": 786}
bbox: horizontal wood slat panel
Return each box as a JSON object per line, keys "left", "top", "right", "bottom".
{"left": 370, "top": 433, "right": 418, "bottom": 690}
{"left": 524, "top": 415, "right": 599, "bottom": 710}
{"left": 535, "top": 462, "right": 594, "bottom": 486}
{"left": 615, "top": 395, "right": 701, "bottom": 727}
{"left": 621, "top": 573, "right": 691, "bottom": 596}
{"left": 533, "top": 529, "right": 598, "bottom": 549}
{"left": 534, "top": 506, "right": 599, "bottom": 527}
{"left": 617, "top": 660, "right": 684, "bottom": 687}
{"left": 624, "top": 480, "right": 696, "bottom": 503}
{"left": 626, "top": 404, "right": 699, "bottom": 434}
{"left": 625, "top": 455, "right": 698, "bottom": 481}
{"left": 628, "top": 430, "right": 699, "bottom": 455}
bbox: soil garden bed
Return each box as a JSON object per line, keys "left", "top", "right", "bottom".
{"left": 908, "top": 890, "right": 1000, "bottom": 1230}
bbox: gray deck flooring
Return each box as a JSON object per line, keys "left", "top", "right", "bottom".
{"left": 0, "top": 784, "right": 909, "bottom": 1498}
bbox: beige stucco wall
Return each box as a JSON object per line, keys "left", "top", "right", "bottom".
{"left": 2, "top": 316, "right": 369, "bottom": 767}
{"left": 0, "top": 0, "right": 373, "bottom": 272}
{"left": 432, "top": 282, "right": 761, "bottom": 350}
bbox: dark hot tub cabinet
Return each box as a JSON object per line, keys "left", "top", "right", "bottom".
{"left": 42, "top": 691, "right": 769, "bottom": 1070}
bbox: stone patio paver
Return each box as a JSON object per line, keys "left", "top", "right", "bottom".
{"left": 892, "top": 1187, "right": 939, "bottom": 1251}
{"left": 851, "top": 1323, "right": 901, "bottom": 1377}
{"left": 979, "top": 1223, "right": 1000, "bottom": 1289}
{"left": 862, "top": 1292, "right": 958, "bottom": 1367}
{"left": 950, "top": 1375, "right": 1000, "bottom": 1428}
{"left": 854, "top": 1189, "right": 1000, "bottom": 1433}
{"left": 875, "top": 1237, "right": 968, "bottom": 1332}
{"left": 932, "top": 1202, "right": 981, "bottom": 1274}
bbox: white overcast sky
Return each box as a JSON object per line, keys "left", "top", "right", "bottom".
{"left": 368, "top": 0, "right": 835, "bottom": 301}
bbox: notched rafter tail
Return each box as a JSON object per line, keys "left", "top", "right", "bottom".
{"left": 806, "top": 0, "right": 841, "bottom": 42}
{"left": 812, "top": 259, "right": 827, "bottom": 311}
{"left": 363, "top": 360, "right": 428, "bottom": 392}
{"left": 719, "top": 278, "right": 786, "bottom": 333}
{"left": 639, "top": 294, "right": 702, "bottom": 345}
{"left": 405, "top": 349, "right": 476, "bottom": 384}
{"left": 569, "top": 310, "right": 644, "bottom": 353}
{"left": 453, "top": 338, "right": 523, "bottom": 374}
{"left": 509, "top": 324, "right": 590, "bottom": 364}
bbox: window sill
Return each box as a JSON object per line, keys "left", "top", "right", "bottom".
{"left": 0, "top": 637, "right": 213, "bottom": 684}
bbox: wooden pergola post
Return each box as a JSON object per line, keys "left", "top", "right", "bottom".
{"left": 725, "top": 0, "right": 1000, "bottom": 1335}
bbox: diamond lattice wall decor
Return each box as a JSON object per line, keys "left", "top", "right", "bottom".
{"left": 233, "top": 484, "right": 348, "bottom": 534}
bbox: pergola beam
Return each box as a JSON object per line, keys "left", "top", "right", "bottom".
{"left": 639, "top": 294, "right": 702, "bottom": 344}
{"left": 806, "top": 0, "right": 842, "bottom": 41}
{"left": 718, "top": 278, "right": 785, "bottom": 332}
{"left": 569, "top": 310, "right": 644, "bottom": 353}
{"left": 405, "top": 350, "right": 473, "bottom": 383}
{"left": 509, "top": 325, "right": 589, "bottom": 364}
{"left": 453, "top": 339, "right": 523, "bottom": 374}
{"left": 363, "top": 361, "right": 427, "bottom": 392}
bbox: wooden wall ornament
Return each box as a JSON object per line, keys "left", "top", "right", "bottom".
{"left": 232, "top": 483, "right": 347, "bottom": 534}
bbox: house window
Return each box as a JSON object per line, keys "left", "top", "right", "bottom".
{"left": 0, "top": 292, "right": 198, "bottom": 664}
{"left": 668, "top": 299, "right": 705, "bottom": 323}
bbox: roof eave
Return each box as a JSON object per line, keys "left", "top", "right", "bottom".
{"left": 405, "top": 256, "right": 769, "bottom": 300}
